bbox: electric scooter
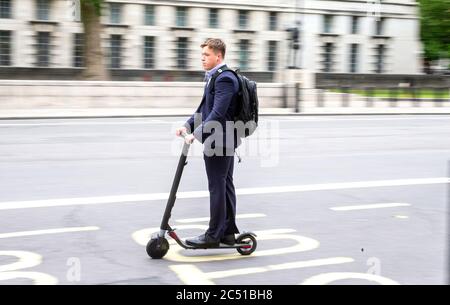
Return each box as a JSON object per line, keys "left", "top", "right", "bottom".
{"left": 146, "top": 132, "right": 257, "bottom": 259}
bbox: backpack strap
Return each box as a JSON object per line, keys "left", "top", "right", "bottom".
{"left": 208, "top": 65, "right": 240, "bottom": 93}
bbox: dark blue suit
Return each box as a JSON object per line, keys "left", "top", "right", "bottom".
{"left": 184, "top": 65, "right": 241, "bottom": 241}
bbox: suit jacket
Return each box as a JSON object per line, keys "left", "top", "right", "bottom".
{"left": 184, "top": 66, "right": 241, "bottom": 154}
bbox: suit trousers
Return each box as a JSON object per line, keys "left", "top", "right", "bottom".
{"left": 203, "top": 152, "right": 240, "bottom": 241}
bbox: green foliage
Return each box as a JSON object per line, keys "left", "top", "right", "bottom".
{"left": 418, "top": 0, "right": 450, "bottom": 61}
{"left": 81, "top": 0, "right": 103, "bottom": 16}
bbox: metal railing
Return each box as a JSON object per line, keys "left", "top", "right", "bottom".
{"left": 283, "top": 84, "right": 450, "bottom": 113}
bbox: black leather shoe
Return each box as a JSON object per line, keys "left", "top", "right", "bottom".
{"left": 186, "top": 234, "right": 219, "bottom": 248}
{"left": 220, "top": 234, "right": 236, "bottom": 246}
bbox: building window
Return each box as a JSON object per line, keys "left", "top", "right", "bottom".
{"left": 144, "top": 36, "right": 155, "bottom": 69}
{"left": 0, "top": 30, "right": 11, "bottom": 66}
{"left": 0, "top": 0, "right": 11, "bottom": 19}
{"left": 176, "top": 7, "right": 187, "bottom": 27}
{"left": 36, "top": 0, "right": 50, "bottom": 21}
{"left": 267, "top": 41, "right": 278, "bottom": 72}
{"left": 177, "top": 37, "right": 188, "bottom": 69}
{"left": 110, "top": 34, "right": 122, "bottom": 69}
{"left": 349, "top": 44, "right": 359, "bottom": 73}
{"left": 144, "top": 5, "right": 155, "bottom": 26}
{"left": 375, "top": 17, "right": 385, "bottom": 36}
{"left": 323, "top": 15, "right": 333, "bottom": 33}
{"left": 375, "top": 44, "right": 385, "bottom": 73}
{"left": 269, "top": 12, "right": 277, "bottom": 31}
{"left": 238, "top": 39, "right": 249, "bottom": 70}
{"left": 73, "top": 33, "right": 84, "bottom": 68}
{"left": 238, "top": 10, "right": 248, "bottom": 29}
{"left": 351, "top": 16, "right": 359, "bottom": 34}
{"left": 36, "top": 31, "right": 50, "bottom": 67}
{"left": 209, "top": 8, "right": 218, "bottom": 28}
{"left": 322, "top": 42, "right": 334, "bottom": 72}
{"left": 110, "top": 3, "right": 121, "bottom": 24}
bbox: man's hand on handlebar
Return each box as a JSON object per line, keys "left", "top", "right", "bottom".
{"left": 175, "top": 126, "right": 195, "bottom": 144}
{"left": 175, "top": 126, "right": 187, "bottom": 137}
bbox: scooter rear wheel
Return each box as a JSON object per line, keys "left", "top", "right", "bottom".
{"left": 236, "top": 234, "right": 257, "bottom": 256}
{"left": 146, "top": 237, "right": 169, "bottom": 259}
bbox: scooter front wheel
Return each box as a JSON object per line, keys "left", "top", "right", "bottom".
{"left": 236, "top": 234, "right": 257, "bottom": 256}
{"left": 146, "top": 236, "right": 169, "bottom": 259}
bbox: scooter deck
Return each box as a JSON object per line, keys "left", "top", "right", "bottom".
{"left": 182, "top": 243, "right": 251, "bottom": 250}
{"left": 183, "top": 242, "right": 251, "bottom": 250}
{"left": 167, "top": 230, "right": 254, "bottom": 250}
{"left": 174, "top": 239, "right": 252, "bottom": 250}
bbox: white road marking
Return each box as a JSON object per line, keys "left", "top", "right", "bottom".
{"left": 0, "top": 251, "right": 58, "bottom": 285}
{"left": 176, "top": 213, "right": 266, "bottom": 223}
{"left": 164, "top": 231, "right": 319, "bottom": 263}
{"left": 0, "top": 271, "right": 58, "bottom": 285}
{"left": 207, "top": 257, "right": 355, "bottom": 279}
{"left": 235, "top": 178, "right": 450, "bottom": 196}
{"left": 0, "top": 120, "right": 173, "bottom": 127}
{"left": 132, "top": 224, "right": 209, "bottom": 247}
{"left": 0, "top": 251, "right": 42, "bottom": 272}
{"left": 132, "top": 227, "right": 296, "bottom": 247}
{"left": 170, "top": 257, "right": 354, "bottom": 285}
{"left": 330, "top": 203, "right": 411, "bottom": 211}
{"left": 132, "top": 226, "right": 318, "bottom": 263}
{"left": 0, "top": 226, "right": 100, "bottom": 239}
{"left": 394, "top": 215, "right": 409, "bottom": 219}
{"left": 278, "top": 116, "right": 450, "bottom": 122}
{"left": 169, "top": 265, "right": 215, "bottom": 285}
{"left": 2, "top": 115, "right": 449, "bottom": 127}
{"left": 301, "top": 272, "right": 399, "bottom": 285}
{"left": 0, "top": 193, "right": 171, "bottom": 211}
{"left": 1, "top": 177, "right": 448, "bottom": 211}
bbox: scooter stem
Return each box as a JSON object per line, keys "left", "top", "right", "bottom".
{"left": 160, "top": 137, "right": 190, "bottom": 232}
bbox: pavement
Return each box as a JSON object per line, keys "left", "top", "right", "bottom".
{"left": 0, "top": 115, "right": 449, "bottom": 285}
{"left": 1, "top": 107, "right": 450, "bottom": 120}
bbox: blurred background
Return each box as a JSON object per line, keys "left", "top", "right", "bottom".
{"left": 1, "top": 0, "right": 449, "bottom": 78}
{"left": 0, "top": 0, "right": 448, "bottom": 114}
{"left": 0, "top": 0, "right": 448, "bottom": 79}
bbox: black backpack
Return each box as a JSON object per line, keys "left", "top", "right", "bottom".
{"left": 210, "top": 67, "right": 259, "bottom": 138}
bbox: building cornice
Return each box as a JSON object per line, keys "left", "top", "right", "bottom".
{"left": 312, "top": 0, "right": 418, "bottom": 8}
{"left": 106, "top": 0, "right": 418, "bottom": 8}
{"left": 105, "top": 0, "right": 419, "bottom": 18}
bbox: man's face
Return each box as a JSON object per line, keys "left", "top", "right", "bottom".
{"left": 201, "top": 46, "right": 222, "bottom": 71}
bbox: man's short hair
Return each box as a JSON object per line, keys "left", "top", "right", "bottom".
{"left": 201, "top": 38, "right": 226, "bottom": 59}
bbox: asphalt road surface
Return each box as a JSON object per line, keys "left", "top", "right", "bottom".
{"left": 0, "top": 115, "right": 449, "bottom": 285}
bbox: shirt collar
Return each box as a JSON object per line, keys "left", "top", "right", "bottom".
{"left": 205, "top": 62, "right": 227, "bottom": 81}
